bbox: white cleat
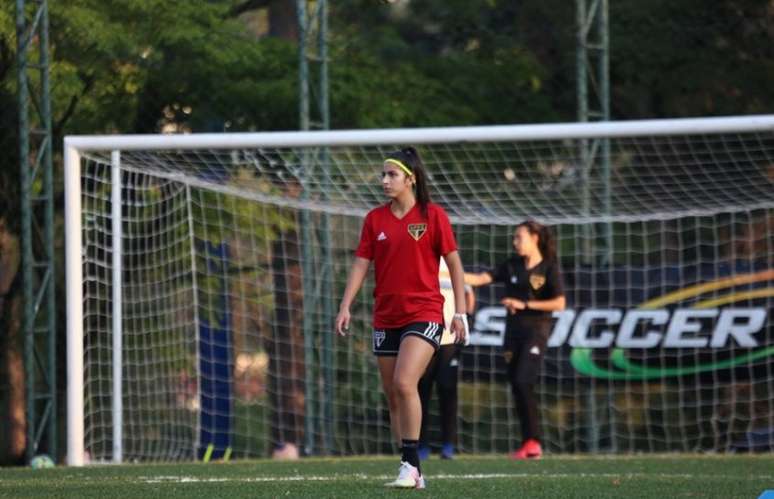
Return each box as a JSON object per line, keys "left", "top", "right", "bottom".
{"left": 384, "top": 461, "right": 426, "bottom": 489}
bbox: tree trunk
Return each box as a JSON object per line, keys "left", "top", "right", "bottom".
{"left": 0, "top": 222, "right": 24, "bottom": 464}
{"left": 5, "top": 296, "right": 25, "bottom": 463}
{"left": 231, "top": 0, "right": 299, "bottom": 41}
{"left": 268, "top": 0, "right": 298, "bottom": 42}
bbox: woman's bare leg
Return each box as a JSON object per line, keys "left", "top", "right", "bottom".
{"left": 377, "top": 356, "right": 401, "bottom": 443}
{"left": 393, "top": 336, "right": 436, "bottom": 440}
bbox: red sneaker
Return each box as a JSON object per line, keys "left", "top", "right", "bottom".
{"left": 509, "top": 439, "right": 542, "bottom": 460}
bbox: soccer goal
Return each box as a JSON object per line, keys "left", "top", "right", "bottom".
{"left": 65, "top": 115, "right": 774, "bottom": 465}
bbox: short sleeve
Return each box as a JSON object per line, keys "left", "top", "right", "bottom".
{"left": 487, "top": 259, "right": 511, "bottom": 284}
{"left": 434, "top": 207, "right": 457, "bottom": 256}
{"left": 543, "top": 261, "right": 565, "bottom": 298}
{"left": 354, "top": 213, "right": 374, "bottom": 260}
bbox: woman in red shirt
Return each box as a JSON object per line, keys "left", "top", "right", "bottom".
{"left": 335, "top": 147, "right": 468, "bottom": 489}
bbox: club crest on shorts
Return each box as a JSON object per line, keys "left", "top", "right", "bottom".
{"left": 374, "top": 330, "right": 386, "bottom": 348}
{"left": 529, "top": 273, "right": 546, "bottom": 290}
{"left": 407, "top": 223, "right": 427, "bottom": 241}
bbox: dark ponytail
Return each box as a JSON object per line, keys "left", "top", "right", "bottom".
{"left": 385, "top": 146, "right": 431, "bottom": 217}
{"left": 517, "top": 220, "right": 557, "bottom": 263}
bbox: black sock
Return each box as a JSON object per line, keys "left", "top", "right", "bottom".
{"left": 401, "top": 439, "right": 421, "bottom": 474}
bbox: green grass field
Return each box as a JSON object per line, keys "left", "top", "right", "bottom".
{"left": 1, "top": 455, "right": 773, "bottom": 498}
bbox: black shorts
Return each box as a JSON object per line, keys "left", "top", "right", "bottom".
{"left": 373, "top": 322, "right": 443, "bottom": 356}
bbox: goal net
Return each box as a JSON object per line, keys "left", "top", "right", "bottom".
{"left": 65, "top": 116, "right": 774, "bottom": 464}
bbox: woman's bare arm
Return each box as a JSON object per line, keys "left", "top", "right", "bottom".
{"left": 464, "top": 271, "right": 493, "bottom": 287}
{"left": 335, "top": 257, "right": 371, "bottom": 335}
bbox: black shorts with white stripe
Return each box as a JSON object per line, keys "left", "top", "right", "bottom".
{"left": 373, "top": 322, "right": 443, "bottom": 356}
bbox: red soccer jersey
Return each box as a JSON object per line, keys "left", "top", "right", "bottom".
{"left": 355, "top": 202, "right": 458, "bottom": 329}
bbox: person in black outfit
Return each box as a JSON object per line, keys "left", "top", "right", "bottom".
{"left": 417, "top": 345, "right": 460, "bottom": 459}
{"left": 417, "top": 260, "right": 476, "bottom": 460}
{"left": 268, "top": 178, "right": 306, "bottom": 460}
{"left": 465, "top": 220, "right": 565, "bottom": 459}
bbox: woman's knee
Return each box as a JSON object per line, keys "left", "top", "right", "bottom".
{"left": 392, "top": 374, "right": 417, "bottom": 399}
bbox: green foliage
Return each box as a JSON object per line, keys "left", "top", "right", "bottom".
{"left": 2, "top": 0, "right": 771, "bottom": 151}
{"left": 45, "top": 0, "right": 298, "bottom": 134}
{"left": 329, "top": 0, "right": 557, "bottom": 127}
{"left": 610, "top": 0, "right": 774, "bottom": 117}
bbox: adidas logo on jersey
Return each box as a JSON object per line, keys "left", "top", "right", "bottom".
{"left": 377, "top": 232, "right": 387, "bottom": 241}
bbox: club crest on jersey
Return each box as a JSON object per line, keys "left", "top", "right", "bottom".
{"left": 503, "top": 351, "right": 513, "bottom": 363}
{"left": 407, "top": 223, "right": 427, "bottom": 241}
{"left": 374, "top": 330, "right": 386, "bottom": 348}
{"left": 530, "top": 274, "right": 546, "bottom": 290}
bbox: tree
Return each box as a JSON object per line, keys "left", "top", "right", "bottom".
{"left": 0, "top": 5, "right": 24, "bottom": 466}
{"left": 610, "top": 0, "right": 774, "bottom": 118}
{"left": 0, "top": 208, "right": 23, "bottom": 464}
{"left": 329, "top": 0, "right": 558, "bottom": 127}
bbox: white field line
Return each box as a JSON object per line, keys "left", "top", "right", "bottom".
{"left": 137, "top": 472, "right": 774, "bottom": 484}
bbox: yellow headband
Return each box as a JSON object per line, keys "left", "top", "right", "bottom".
{"left": 384, "top": 158, "right": 413, "bottom": 177}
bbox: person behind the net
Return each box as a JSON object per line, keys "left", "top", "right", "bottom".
{"left": 464, "top": 220, "right": 565, "bottom": 460}
{"left": 417, "top": 258, "right": 475, "bottom": 461}
{"left": 335, "top": 147, "right": 468, "bottom": 489}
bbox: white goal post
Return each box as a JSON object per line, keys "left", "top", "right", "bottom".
{"left": 65, "top": 115, "right": 774, "bottom": 466}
